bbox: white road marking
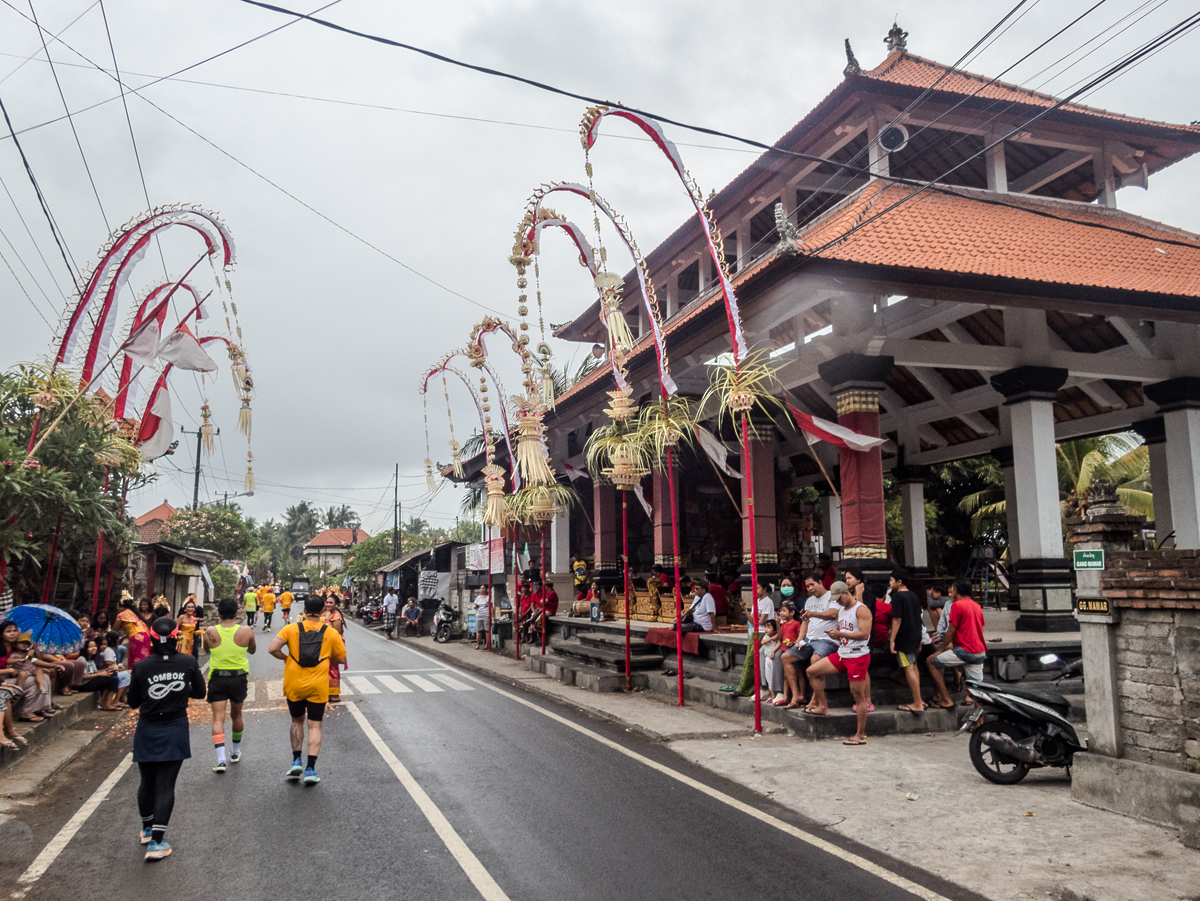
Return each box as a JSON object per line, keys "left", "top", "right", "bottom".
{"left": 245, "top": 682, "right": 257, "bottom": 703}
{"left": 457, "top": 672, "right": 953, "bottom": 901}
{"left": 430, "top": 673, "right": 474, "bottom": 691}
{"left": 377, "top": 675, "right": 413, "bottom": 693}
{"left": 15, "top": 753, "right": 133, "bottom": 893}
{"left": 344, "top": 668, "right": 449, "bottom": 674}
{"left": 346, "top": 676, "right": 379, "bottom": 694}
{"left": 338, "top": 679, "right": 354, "bottom": 696}
{"left": 266, "top": 680, "right": 284, "bottom": 701}
{"left": 402, "top": 674, "right": 444, "bottom": 693}
{"left": 347, "top": 704, "right": 509, "bottom": 901}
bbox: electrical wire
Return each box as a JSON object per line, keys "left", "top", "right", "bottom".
{"left": 0, "top": 216, "right": 58, "bottom": 316}
{"left": 25, "top": 0, "right": 109, "bottom": 231}
{"left": 0, "top": 170, "right": 68, "bottom": 297}
{"left": 0, "top": 0, "right": 97, "bottom": 86}
{"left": 0, "top": 237, "right": 50, "bottom": 327}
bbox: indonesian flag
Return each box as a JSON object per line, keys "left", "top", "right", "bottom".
{"left": 788, "top": 403, "right": 886, "bottom": 452}
{"left": 696, "top": 425, "right": 741, "bottom": 478}
{"left": 123, "top": 318, "right": 161, "bottom": 368}
{"left": 633, "top": 482, "right": 652, "bottom": 518}
{"left": 156, "top": 324, "right": 218, "bottom": 372}
{"left": 135, "top": 379, "right": 174, "bottom": 461}
{"left": 562, "top": 462, "right": 590, "bottom": 482}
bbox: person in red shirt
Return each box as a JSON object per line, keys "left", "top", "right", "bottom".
{"left": 706, "top": 571, "right": 728, "bottom": 620}
{"left": 516, "top": 580, "right": 534, "bottom": 644}
{"left": 529, "top": 577, "right": 559, "bottom": 645}
{"left": 926, "top": 578, "right": 988, "bottom": 708}
{"left": 773, "top": 600, "right": 803, "bottom": 706}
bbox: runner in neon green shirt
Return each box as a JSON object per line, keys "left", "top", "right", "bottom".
{"left": 243, "top": 588, "right": 258, "bottom": 627}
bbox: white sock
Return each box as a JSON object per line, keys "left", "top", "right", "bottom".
{"left": 216, "top": 745, "right": 226, "bottom": 764}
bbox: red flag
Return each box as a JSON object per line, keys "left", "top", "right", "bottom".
{"left": 787, "top": 403, "right": 886, "bottom": 452}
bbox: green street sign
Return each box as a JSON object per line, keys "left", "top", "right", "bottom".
{"left": 1073, "top": 549, "right": 1105, "bottom": 570}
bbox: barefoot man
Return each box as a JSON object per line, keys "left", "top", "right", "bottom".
{"left": 204, "top": 598, "right": 256, "bottom": 773}
{"left": 806, "top": 579, "right": 874, "bottom": 746}
{"left": 269, "top": 595, "right": 346, "bottom": 786}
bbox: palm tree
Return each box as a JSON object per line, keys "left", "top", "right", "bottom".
{"left": 959, "top": 432, "right": 1153, "bottom": 540}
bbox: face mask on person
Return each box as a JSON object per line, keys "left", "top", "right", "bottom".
{"left": 781, "top": 586, "right": 794, "bottom": 598}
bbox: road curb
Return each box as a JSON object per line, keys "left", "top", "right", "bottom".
{"left": 394, "top": 636, "right": 758, "bottom": 743}
{"left": 0, "top": 694, "right": 113, "bottom": 789}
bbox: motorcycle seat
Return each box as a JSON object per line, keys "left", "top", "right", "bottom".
{"left": 971, "top": 681, "right": 1071, "bottom": 711}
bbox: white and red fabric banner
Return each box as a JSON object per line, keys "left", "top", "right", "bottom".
{"left": 788, "top": 404, "right": 886, "bottom": 452}
{"left": 562, "top": 462, "right": 590, "bottom": 482}
{"left": 695, "top": 425, "right": 741, "bottom": 479}
{"left": 633, "top": 482, "right": 652, "bottom": 518}
{"left": 156, "top": 324, "right": 218, "bottom": 372}
{"left": 135, "top": 377, "right": 174, "bottom": 461}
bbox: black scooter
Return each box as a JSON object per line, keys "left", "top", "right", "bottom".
{"left": 961, "top": 658, "right": 1084, "bottom": 784}
{"left": 433, "top": 602, "right": 460, "bottom": 643}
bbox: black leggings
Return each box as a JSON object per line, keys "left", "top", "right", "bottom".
{"left": 137, "top": 760, "right": 184, "bottom": 830}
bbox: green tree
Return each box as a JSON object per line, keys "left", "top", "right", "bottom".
{"left": 344, "top": 532, "right": 395, "bottom": 578}
{"left": 163, "top": 506, "right": 256, "bottom": 560}
{"left": 284, "top": 502, "right": 321, "bottom": 558}
{"left": 321, "top": 504, "right": 358, "bottom": 529}
{"left": 209, "top": 561, "right": 239, "bottom": 600}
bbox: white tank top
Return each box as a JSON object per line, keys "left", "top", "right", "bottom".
{"left": 837, "top": 601, "right": 870, "bottom": 658}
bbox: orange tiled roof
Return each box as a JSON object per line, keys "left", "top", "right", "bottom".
{"left": 800, "top": 180, "right": 1200, "bottom": 296}
{"left": 305, "top": 528, "right": 371, "bottom": 548}
{"left": 864, "top": 52, "right": 1200, "bottom": 134}
{"left": 136, "top": 501, "right": 177, "bottom": 526}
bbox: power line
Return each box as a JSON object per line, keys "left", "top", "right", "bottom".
{"left": 0, "top": 237, "right": 50, "bottom": 327}
{"left": 0, "top": 0, "right": 97, "bottom": 86}
{"left": 0, "top": 170, "right": 67, "bottom": 298}
{"left": 25, "top": 0, "right": 109, "bottom": 232}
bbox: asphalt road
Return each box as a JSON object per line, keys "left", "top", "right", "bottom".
{"left": 1, "top": 618, "right": 985, "bottom": 901}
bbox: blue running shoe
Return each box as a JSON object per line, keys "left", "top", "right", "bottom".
{"left": 212, "top": 761, "right": 227, "bottom": 774}
{"left": 144, "top": 840, "right": 171, "bottom": 861}
{"left": 286, "top": 760, "right": 303, "bottom": 779}
{"left": 139, "top": 826, "right": 153, "bottom": 845}
{"left": 302, "top": 767, "right": 320, "bottom": 786}
{"left": 229, "top": 749, "right": 241, "bottom": 764}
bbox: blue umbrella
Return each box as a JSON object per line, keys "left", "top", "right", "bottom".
{"left": 6, "top": 604, "right": 84, "bottom": 655}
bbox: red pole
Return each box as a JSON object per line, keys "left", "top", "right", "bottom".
{"left": 41, "top": 511, "right": 63, "bottom": 606}
{"left": 742, "top": 413, "right": 761, "bottom": 734}
{"left": 487, "top": 528, "right": 493, "bottom": 654}
{"left": 666, "top": 443, "right": 684, "bottom": 706}
{"left": 540, "top": 523, "right": 548, "bottom": 656}
{"left": 622, "top": 492, "right": 631, "bottom": 692}
{"left": 91, "top": 470, "right": 110, "bottom": 614}
{"left": 513, "top": 524, "right": 520, "bottom": 660}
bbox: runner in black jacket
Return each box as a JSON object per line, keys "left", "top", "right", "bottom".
{"left": 128, "top": 617, "right": 206, "bottom": 861}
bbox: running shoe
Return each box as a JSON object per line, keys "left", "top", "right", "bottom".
{"left": 139, "top": 826, "right": 153, "bottom": 845}
{"left": 212, "top": 760, "right": 227, "bottom": 774}
{"left": 144, "top": 840, "right": 172, "bottom": 861}
{"left": 286, "top": 760, "right": 303, "bottom": 779}
{"left": 302, "top": 767, "right": 320, "bottom": 786}
{"left": 229, "top": 748, "right": 241, "bottom": 764}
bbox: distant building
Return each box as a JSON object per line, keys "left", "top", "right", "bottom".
{"left": 135, "top": 500, "right": 178, "bottom": 544}
{"left": 303, "top": 527, "right": 371, "bottom": 572}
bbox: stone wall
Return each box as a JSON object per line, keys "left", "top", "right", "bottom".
{"left": 1100, "top": 550, "right": 1200, "bottom": 773}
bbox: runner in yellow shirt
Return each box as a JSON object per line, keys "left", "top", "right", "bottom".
{"left": 268, "top": 596, "right": 346, "bottom": 785}
{"left": 261, "top": 587, "right": 277, "bottom": 632}
{"left": 278, "top": 588, "right": 294, "bottom": 625}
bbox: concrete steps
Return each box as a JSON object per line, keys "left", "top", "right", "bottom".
{"left": 550, "top": 635, "right": 663, "bottom": 674}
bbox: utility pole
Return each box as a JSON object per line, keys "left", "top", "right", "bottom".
{"left": 393, "top": 464, "right": 399, "bottom": 559}
{"left": 180, "top": 426, "right": 218, "bottom": 510}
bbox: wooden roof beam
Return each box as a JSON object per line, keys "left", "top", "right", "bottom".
{"left": 1008, "top": 149, "right": 1092, "bottom": 194}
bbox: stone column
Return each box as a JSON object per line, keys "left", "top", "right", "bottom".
{"left": 991, "top": 445, "right": 1021, "bottom": 609}
{"left": 1143, "top": 378, "right": 1200, "bottom": 550}
{"left": 593, "top": 481, "right": 618, "bottom": 585}
{"left": 1132, "top": 417, "right": 1173, "bottom": 545}
{"left": 819, "top": 491, "right": 842, "bottom": 557}
{"left": 818, "top": 354, "right": 893, "bottom": 594}
{"left": 895, "top": 465, "right": 929, "bottom": 571}
{"left": 1066, "top": 481, "right": 1144, "bottom": 758}
{"left": 991, "top": 365, "right": 1074, "bottom": 631}
{"left": 651, "top": 464, "right": 677, "bottom": 567}
{"left": 740, "top": 414, "right": 779, "bottom": 579}
{"left": 550, "top": 509, "right": 570, "bottom": 574}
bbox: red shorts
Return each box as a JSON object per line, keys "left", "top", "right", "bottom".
{"left": 828, "top": 650, "right": 870, "bottom": 682}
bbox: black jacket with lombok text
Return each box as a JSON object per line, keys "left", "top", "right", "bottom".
{"left": 128, "top": 648, "right": 207, "bottom": 721}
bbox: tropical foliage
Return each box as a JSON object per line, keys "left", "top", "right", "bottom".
{"left": 162, "top": 506, "right": 256, "bottom": 560}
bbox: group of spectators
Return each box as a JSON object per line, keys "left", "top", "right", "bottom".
{"left": 379, "top": 590, "right": 422, "bottom": 639}
{"left": 674, "top": 565, "right": 988, "bottom": 746}
{"left": 0, "top": 592, "right": 209, "bottom": 753}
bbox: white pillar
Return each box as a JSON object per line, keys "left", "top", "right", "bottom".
{"left": 550, "top": 509, "right": 570, "bottom": 573}
{"left": 1161, "top": 408, "right": 1200, "bottom": 549}
{"left": 900, "top": 479, "right": 927, "bottom": 568}
{"left": 820, "top": 494, "right": 842, "bottom": 555}
{"left": 1147, "top": 439, "right": 1174, "bottom": 543}
{"left": 1009, "top": 398, "right": 1063, "bottom": 559}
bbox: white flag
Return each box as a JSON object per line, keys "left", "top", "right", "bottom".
{"left": 562, "top": 462, "right": 590, "bottom": 482}
{"left": 633, "top": 482, "right": 653, "bottom": 518}
{"left": 156, "top": 324, "right": 217, "bottom": 372}
{"left": 123, "top": 320, "right": 161, "bottom": 368}
{"left": 695, "top": 425, "right": 741, "bottom": 479}
{"left": 136, "top": 384, "right": 174, "bottom": 461}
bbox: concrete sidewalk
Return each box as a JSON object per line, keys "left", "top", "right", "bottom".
{"left": 403, "top": 634, "right": 1200, "bottom": 901}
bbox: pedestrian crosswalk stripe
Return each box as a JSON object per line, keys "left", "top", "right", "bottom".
{"left": 266, "top": 680, "right": 283, "bottom": 701}
{"left": 377, "top": 675, "right": 413, "bottom": 693}
{"left": 402, "top": 674, "right": 444, "bottom": 693}
{"left": 429, "top": 673, "right": 474, "bottom": 691}
{"left": 338, "top": 679, "right": 354, "bottom": 696}
{"left": 346, "top": 676, "right": 379, "bottom": 694}
{"left": 245, "top": 682, "right": 256, "bottom": 703}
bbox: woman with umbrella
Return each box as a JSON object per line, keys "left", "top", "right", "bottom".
{"left": 4, "top": 603, "right": 87, "bottom": 699}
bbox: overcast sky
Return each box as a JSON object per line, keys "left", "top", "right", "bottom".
{"left": 1, "top": 0, "right": 1197, "bottom": 537}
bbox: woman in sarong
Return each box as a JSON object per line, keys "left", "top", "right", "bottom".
{"left": 320, "top": 593, "right": 346, "bottom": 703}
{"left": 117, "top": 601, "right": 154, "bottom": 669}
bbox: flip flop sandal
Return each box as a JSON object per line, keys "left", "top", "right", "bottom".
{"left": 804, "top": 709, "right": 830, "bottom": 716}
{"left": 898, "top": 705, "right": 925, "bottom": 714}
{"left": 842, "top": 738, "right": 867, "bottom": 746}
{"left": 11, "top": 734, "right": 27, "bottom": 745}
{"left": 719, "top": 686, "right": 738, "bottom": 693}
{"left": 852, "top": 703, "right": 875, "bottom": 712}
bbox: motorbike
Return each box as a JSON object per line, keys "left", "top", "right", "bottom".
{"left": 962, "top": 657, "right": 1084, "bottom": 784}
{"left": 433, "top": 602, "right": 460, "bottom": 643}
{"left": 358, "top": 598, "right": 383, "bottom": 624}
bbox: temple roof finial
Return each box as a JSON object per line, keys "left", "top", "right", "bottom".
{"left": 843, "top": 39, "right": 862, "bottom": 77}
{"left": 885, "top": 20, "right": 908, "bottom": 54}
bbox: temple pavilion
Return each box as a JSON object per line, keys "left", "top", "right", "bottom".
{"left": 460, "top": 25, "right": 1200, "bottom": 632}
